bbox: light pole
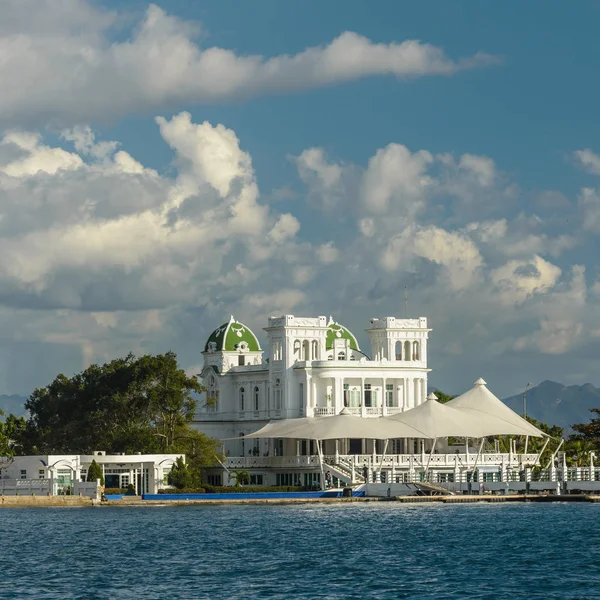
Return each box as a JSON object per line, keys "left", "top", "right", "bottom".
{"left": 523, "top": 382, "right": 531, "bottom": 456}
{"left": 523, "top": 382, "right": 531, "bottom": 420}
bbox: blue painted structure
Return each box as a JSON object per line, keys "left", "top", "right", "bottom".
{"left": 141, "top": 490, "right": 365, "bottom": 501}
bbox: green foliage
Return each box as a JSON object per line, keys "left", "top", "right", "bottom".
{"left": 168, "top": 457, "right": 193, "bottom": 489}
{"left": 0, "top": 411, "right": 27, "bottom": 457}
{"left": 86, "top": 459, "right": 105, "bottom": 486}
{"left": 230, "top": 469, "right": 250, "bottom": 487}
{"left": 432, "top": 391, "right": 455, "bottom": 404}
{"left": 157, "top": 485, "right": 304, "bottom": 494}
{"left": 571, "top": 408, "right": 600, "bottom": 446}
{"left": 20, "top": 351, "right": 207, "bottom": 455}
{"left": 104, "top": 488, "right": 127, "bottom": 495}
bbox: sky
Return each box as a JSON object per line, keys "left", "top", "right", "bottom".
{"left": 1, "top": 0, "right": 600, "bottom": 399}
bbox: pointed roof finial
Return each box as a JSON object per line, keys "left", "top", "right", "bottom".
{"left": 474, "top": 377, "right": 487, "bottom": 386}
{"left": 427, "top": 392, "right": 438, "bottom": 401}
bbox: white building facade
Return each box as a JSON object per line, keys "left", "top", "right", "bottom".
{"left": 0, "top": 453, "right": 182, "bottom": 496}
{"left": 194, "top": 315, "right": 537, "bottom": 487}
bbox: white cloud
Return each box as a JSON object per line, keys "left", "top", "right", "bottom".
{"left": 316, "top": 242, "right": 340, "bottom": 264}
{"left": 0, "top": 131, "right": 83, "bottom": 177}
{"left": 490, "top": 255, "right": 562, "bottom": 305}
{"left": 574, "top": 149, "right": 600, "bottom": 176}
{"left": 0, "top": 2, "right": 500, "bottom": 126}
{"left": 578, "top": 187, "right": 600, "bottom": 232}
{"left": 361, "top": 144, "right": 433, "bottom": 214}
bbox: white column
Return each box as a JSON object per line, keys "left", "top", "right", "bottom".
{"left": 361, "top": 377, "right": 366, "bottom": 416}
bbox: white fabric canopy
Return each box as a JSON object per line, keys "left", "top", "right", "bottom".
{"left": 446, "top": 378, "right": 545, "bottom": 438}
{"left": 237, "top": 408, "right": 430, "bottom": 441}
{"left": 390, "top": 392, "right": 544, "bottom": 438}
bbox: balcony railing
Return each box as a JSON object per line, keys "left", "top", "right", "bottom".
{"left": 313, "top": 406, "right": 404, "bottom": 417}
{"left": 223, "top": 453, "right": 541, "bottom": 470}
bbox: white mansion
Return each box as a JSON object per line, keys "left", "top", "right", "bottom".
{"left": 194, "top": 314, "right": 538, "bottom": 488}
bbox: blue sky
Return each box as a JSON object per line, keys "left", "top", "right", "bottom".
{"left": 0, "top": 0, "right": 600, "bottom": 400}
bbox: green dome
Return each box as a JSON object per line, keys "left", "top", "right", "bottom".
{"left": 204, "top": 317, "right": 262, "bottom": 352}
{"left": 326, "top": 322, "right": 359, "bottom": 351}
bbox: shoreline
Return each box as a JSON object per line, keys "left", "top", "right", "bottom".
{"left": 1, "top": 494, "right": 599, "bottom": 508}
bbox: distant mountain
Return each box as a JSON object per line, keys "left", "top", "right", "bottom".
{"left": 502, "top": 381, "right": 600, "bottom": 432}
{"left": 0, "top": 394, "right": 28, "bottom": 417}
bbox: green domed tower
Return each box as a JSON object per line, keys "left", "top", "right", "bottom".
{"left": 202, "top": 316, "right": 263, "bottom": 374}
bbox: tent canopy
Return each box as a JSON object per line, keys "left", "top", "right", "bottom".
{"left": 231, "top": 408, "right": 430, "bottom": 441}
{"left": 447, "top": 378, "right": 545, "bottom": 438}
{"left": 390, "top": 392, "right": 544, "bottom": 438}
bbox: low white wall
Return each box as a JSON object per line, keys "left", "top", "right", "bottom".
{"left": 0, "top": 478, "right": 51, "bottom": 496}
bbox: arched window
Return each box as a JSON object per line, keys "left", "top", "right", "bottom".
{"left": 239, "top": 387, "right": 245, "bottom": 412}
{"left": 311, "top": 340, "right": 319, "bottom": 360}
{"left": 404, "top": 341, "right": 411, "bottom": 361}
{"left": 413, "top": 341, "right": 420, "bottom": 361}
{"left": 395, "top": 341, "right": 403, "bottom": 361}
{"left": 337, "top": 351, "right": 346, "bottom": 361}
{"left": 293, "top": 340, "right": 301, "bottom": 357}
{"left": 303, "top": 340, "right": 310, "bottom": 361}
{"left": 254, "top": 386, "right": 260, "bottom": 411}
{"left": 239, "top": 433, "right": 245, "bottom": 456}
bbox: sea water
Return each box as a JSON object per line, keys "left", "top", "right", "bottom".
{"left": 1, "top": 502, "right": 599, "bottom": 599}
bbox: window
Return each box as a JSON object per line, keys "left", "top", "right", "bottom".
{"left": 311, "top": 340, "right": 319, "bottom": 360}
{"left": 274, "top": 439, "right": 284, "bottom": 456}
{"left": 337, "top": 351, "right": 346, "bottom": 361}
{"left": 404, "top": 341, "right": 411, "bottom": 361}
{"left": 343, "top": 383, "right": 349, "bottom": 407}
{"left": 38, "top": 469, "right": 45, "bottom": 479}
{"left": 364, "top": 384, "right": 373, "bottom": 407}
{"left": 298, "top": 382, "right": 304, "bottom": 408}
{"left": 293, "top": 340, "right": 301, "bottom": 357}
{"left": 274, "top": 379, "right": 282, "bottom": 410}
{"left": 254, "top": 386, "right": 260, "bottom": 411}
{"left": 239, "top": 387, "right": 245, "bottom": 411}
{"left": 386, "top": 384, "right": 394, "bottom": 407}
{"left": 207, "top": 474, "right": 222, "bottom": 486}
{"left": 413, "top": 341, "right": 420, "bottom": 360}
{"left": 20, "top": 469, "right": 27, "bottom": 480}
{"left": 239, "top": 433, "right": 245, "bottom": 456}
{"left": 238, "top": 355, "right": 245, "bottom": 366}
{"left": 250, "top": 474, "right": 263, "bottom": 485}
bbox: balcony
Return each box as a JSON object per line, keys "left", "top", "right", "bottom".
{"left": 313, "top": 406, "right": 404, "bottom": 417}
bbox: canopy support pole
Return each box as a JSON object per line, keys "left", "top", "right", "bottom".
{"left": 470, "top": 439, "right": 485, "bottom": 479}
{"left": 524, "top": 435, "right": 529, "bottom": 455}
{"left": 532, "top": 437, "right": 550, "bottom": 468}
{"left": 424, "top": 438, "right": 438, "bottom": 477}
{"left": 545, "top": 438, "right": 564, "bottom": 470}
{"left": 315, "top": 439, "right": 326, "bottom": 491}
{"left": 377, "top": 439, "right": 389, "bottom": 477}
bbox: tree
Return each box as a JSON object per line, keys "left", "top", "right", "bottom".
{"left": 168, "top": 457, "right": 192, "bottom": 489}
{"left": 86, "top": 459, "right": 105, "bottom": 486}
{"left": 572, "top": 408, "right": 600, "bottom": 446}
{"left": 22, "top": 352, "right": 205, "bottom": 455}
{"left": 0, "top": 410, "right": 26, "bottom": 457}
{"left": 230, "top": 469, "right": 250, "bottom": 487}
{"left": 432, "top": 391, "right": 455, "bottom": 404}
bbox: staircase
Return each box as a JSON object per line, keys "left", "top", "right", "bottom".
{"left": 413, "top": 481, "right": 454, "bottom": 496}
{"left": 324, "top": 458, "right": 365, "bottom": 486}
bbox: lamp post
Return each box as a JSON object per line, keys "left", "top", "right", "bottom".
{"left": 523, "top": 382, "right": 531, "bottom": 456}
{"left": 523, "top": 382, "right": 531, "bottom": 420}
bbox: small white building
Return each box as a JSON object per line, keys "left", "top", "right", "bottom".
{"left": 0, "top": 452, "right": 182, "bottom": 496}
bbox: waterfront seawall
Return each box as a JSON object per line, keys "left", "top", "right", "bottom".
{"left": 0, "top": 495, "right": 93, "bottom": 507}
